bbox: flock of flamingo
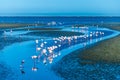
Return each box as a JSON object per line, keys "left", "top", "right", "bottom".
{"left": 1, "top": 25, "right": 105, "bottom": 73}
{"left": 29, "top": 26, "right": 104, "bottom": 72}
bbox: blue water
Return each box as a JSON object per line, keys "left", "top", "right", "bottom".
{"left": 0, "top": 25, "right": 119, "bottom": 80}
{"left": 0, "top": 17, "right": 120, "bottom": 25}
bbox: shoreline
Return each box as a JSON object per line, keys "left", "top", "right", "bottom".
{"left": 0, "top": 23, "right": 46, "bottom": 28}
{"left": 52, "top": 25, "right": 120, "bottom": 79}
{"left": 52, "top": 35, "right": 120, "bottom": 80}
{"left": 78, "top": 34, "right": 120, "bottom": 63}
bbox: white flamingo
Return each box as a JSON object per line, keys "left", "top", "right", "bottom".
{"left": 31, "top": 55, "right": 38, "bottom": 59}
{"left": 32, "top": 67, "right": 38, "bottom": 72}
{"left": 35, "top": 40, "right": 39, "bottom": 44}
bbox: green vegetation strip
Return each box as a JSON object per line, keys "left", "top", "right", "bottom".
{"left": 25, "top": 31, "right": 84, "bottom": 37}
{"left": 78, "top": 35, "right": 120, "bottom": 63}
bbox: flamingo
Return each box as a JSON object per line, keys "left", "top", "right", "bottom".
{"left": 42, "top": 49, "right": 47, "bottom": 56}
{"left": 48, "top": 57, "right": 53, "bottom": 64}
{"left": 44, "top": 41, "right": 47, "bottom": 44}
{"left": 31, "top": 55, "right": 38, "bottom": 59}
{"left": 36, "top": 47, "right": 41, "bottom": 51}
{"left": 40, "top": 43, "right": 44, "bottom": 47}
{"left": 32, "top": 67, "right": 38, "bottom": 72}
{"left": 54, "top": 41, "right": 57, "bottom": 44}
{"left": 35, "top": 40, "right": 39, "bottom": 44}
{"left": 43, "top": 58, "right": 47, "bottom": 64}
{"left": 21, "top": 60, "right": 25, "bottom": 64}
{"left": 90, "top": 34, "right": 93, "bottom": 37}
{"left": 49, "top": 50, "right": 53, "bottom": 54}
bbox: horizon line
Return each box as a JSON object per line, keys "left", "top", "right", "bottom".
{"left": 0, "top": 15, "right": 120, "bottom": 17}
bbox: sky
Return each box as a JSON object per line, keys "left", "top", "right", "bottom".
{"left": 0, "top": 0, "right": 120, "bottom": 16}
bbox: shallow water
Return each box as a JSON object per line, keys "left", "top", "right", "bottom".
{"left": 0, "top": 26, "right": 119, "bottom": 80}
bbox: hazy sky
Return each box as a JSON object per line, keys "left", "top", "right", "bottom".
{"left": 0, "top": 0, "right": 120, "bottom": 16}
